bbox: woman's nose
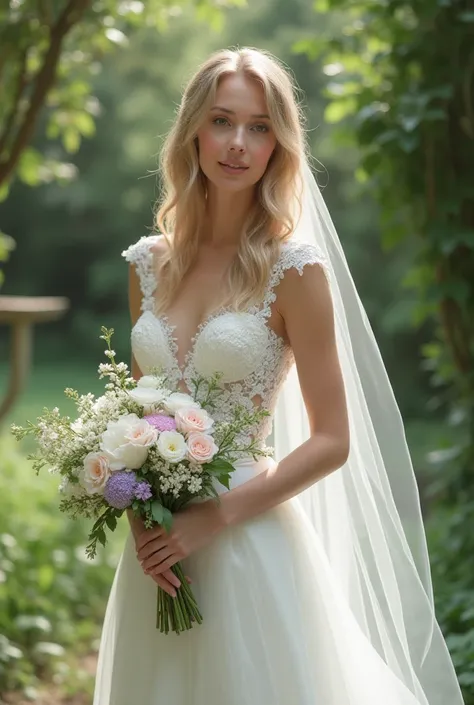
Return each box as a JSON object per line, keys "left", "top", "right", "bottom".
{"left": 228, "top": 127, "right": 246, "bottom": 153}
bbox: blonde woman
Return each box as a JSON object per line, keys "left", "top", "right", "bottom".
{"left": 93, "top": 48, "right": 464, "bottom": 705}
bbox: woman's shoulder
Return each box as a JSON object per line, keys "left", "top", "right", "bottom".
{"left": 121, "top": 233, "right": 168, "bottom": 266}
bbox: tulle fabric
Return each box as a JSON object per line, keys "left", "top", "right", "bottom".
{"left": 271, "top": 160, "right": 464, "bottom": 705}
{"left": 94, "top": 456, "right": 435, "bottom": 705}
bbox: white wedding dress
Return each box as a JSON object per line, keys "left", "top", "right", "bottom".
{"left": 93, "top": 235, "right": 458, "bottom": 705}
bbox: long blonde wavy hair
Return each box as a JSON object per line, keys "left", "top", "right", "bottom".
{"left": 154, "top": 47, "right": 307, "bottom": 314}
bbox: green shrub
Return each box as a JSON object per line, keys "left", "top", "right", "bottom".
{"left": 0, "top": 433, "right": 126, "bottom": 695}
{"left": 427, "top": 503, "right": 474, "bottom": 704}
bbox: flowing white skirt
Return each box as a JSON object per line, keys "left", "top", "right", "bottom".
{"left": 93, "top": 456, "right": 429, "bottom": 705}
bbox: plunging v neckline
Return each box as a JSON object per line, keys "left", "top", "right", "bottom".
{"left": 153, "top": 305, "right": 232, "bottom": 379}
{"left": 146, "top": 239, "right": 288, "bottom": 381}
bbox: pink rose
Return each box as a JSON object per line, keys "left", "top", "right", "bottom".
{"left": 186, "top": 433, "right": 218, "bottom": 464}
{"left": 175, "top": 406, "right": 214, "bottom": 435}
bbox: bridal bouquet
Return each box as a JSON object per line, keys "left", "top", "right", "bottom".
{"left": 11, "top": 327, "right": 270, "bottom": 634}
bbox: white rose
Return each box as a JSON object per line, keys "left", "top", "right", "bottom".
{"left": 137, "top": 375, "right": 162, "bottom": 389}
{"left": 163, "top": 392, "right": 200, "bottom": 415}
{"left": 186, "top": 433, "right": 219, "bottom": 464}
{"left": 175, "top": 406, "right": 214, "bottom": 435}
{"left": 156, "top": 430, "right": 188, "bottom": 464}
{"left": 128, "top": 386, "right": 168, "bottom": 407}
{"left": 100, "top": 413, "right": 158, "bottom": 470}
{"left": 80, "top": 452, "right": 112, "bottom": 495}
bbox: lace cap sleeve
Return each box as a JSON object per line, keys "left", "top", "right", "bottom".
{"left": 260, "top": 239, "right": 327, "bottom": 310}
{"left": 278, "top": 239, "right": 328, "bottom": 278}
{"left": 121, "top": 234, "right": 159, "bottom": 312}
{"left": 257, "top": 239, "right": 329, "bottom": 320}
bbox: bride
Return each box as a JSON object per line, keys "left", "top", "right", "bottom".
{"left": 93, "top": 47, "right": 464, "bottom": 705}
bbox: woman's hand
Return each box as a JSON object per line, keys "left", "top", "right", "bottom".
{"left": 136, "top": 501, "right": 225, "bottom": 577}
{"left": 128, "top": 508, "right": 184, "bottom": 597}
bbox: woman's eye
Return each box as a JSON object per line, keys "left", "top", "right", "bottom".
{"left": 212, "top": 117, "right": 229, "bottom": 126}
{"left": 252, "top": 123, "right": 269, "bottom": 133}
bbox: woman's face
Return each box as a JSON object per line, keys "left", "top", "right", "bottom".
{"left": 196, "top": 73, "right": 277, "bottom": 193}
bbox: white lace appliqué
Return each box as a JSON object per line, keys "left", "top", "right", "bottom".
{"left": 122, "top": 236, "right": 328, "bottom": 446}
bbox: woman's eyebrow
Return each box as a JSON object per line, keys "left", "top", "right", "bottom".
{"left": 210, "top": 105, "right": 270, "bottom": 119}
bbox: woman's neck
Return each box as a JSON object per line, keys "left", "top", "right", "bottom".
{"left": 200, "top": 181, "right": 255, "bottom": 248}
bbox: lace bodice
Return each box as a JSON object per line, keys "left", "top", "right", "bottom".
{"left": 122, "top": 236, "right": 327, "bottom": 448}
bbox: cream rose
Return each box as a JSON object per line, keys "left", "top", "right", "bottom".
{"left": 156, "top": 430, "right": 188, "bottom": 464}
{"left": 186, "top": 433, "right": 219, "bottom": 464}
{"left": 175, "top": 406, "right": 214, "bottom": 435}
{"left": 80, "top": 452, "right": 112, "bottom": 495}
{"left": 163, "top": 392, "right": 200, "bottom": 415}
{"left": 100, "top": 413, "right": 158, "bottom": 470}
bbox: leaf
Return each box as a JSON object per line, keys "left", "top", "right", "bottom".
{"left": 162, "top": 507, "right": 173, "bottom": 533}
{"left": 204, "top": 458, "right": 234, "bottom": 474}
{"left": 105, "top": 513, "right": 117, "bottom": 531}
{"left": 421, "top": 342, "right": 442, "bottom": 360}
{"left": 0, "top": 180, "right": 9, "bottom": 203}
{"left": 33, "top": 641, "right": 65, "bottom": 658}
{"left": 91, "top": 516, "right": 103, "bottom": 532}
{"left": 217, "top": 473, "right": 231, "bottom": 490}
{"left": 73, "top": 111, "right": 96, "bottom": 137}
{"left": 441, "top": 230, "right": 474, "bottom": 255}
{"left": 151, "top": 500, "right": 164, "bottom": 525}
{"left": 97, "top": 528, "right": 107, "bottom": 546}
{"left": 63, "top": 127, "right": 80, "bottom": 153}
{"left": 17, "top": 148, "right": 43, "bottom": 186}
{"left": 424, "top": 108, "right": 447, "bottom": 122}
{"left": 324, "top": 97, "right": 357, "bottom": 124}
{"left": 399, "top": 133, "right": 419, "bottom": 153}
{"left": 293, "top": 37, "right": 326, "bottom": 60}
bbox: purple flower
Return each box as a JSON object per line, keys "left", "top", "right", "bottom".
{"left": 144, "top": 413, "right": 176, "bottom": 433}
{"left": 104, "top": 471, "right": 137, "bottom": 509}
{"left": 135, "top": 481, "right": 153, "bottom": 502}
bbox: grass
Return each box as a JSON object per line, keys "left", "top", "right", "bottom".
{"left": 0, "top": 361, "right": 105, "bottom": 429}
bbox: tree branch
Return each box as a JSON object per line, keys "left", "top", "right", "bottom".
{"left": 0, "top": 48, "right": 28, "bottom": 159}
{"left": 0, "top": 0, "right": 92, "bottom": 186}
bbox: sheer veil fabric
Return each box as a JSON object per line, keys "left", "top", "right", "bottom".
{"left": 274, "top": 158, "right": 464, "bottom": 704}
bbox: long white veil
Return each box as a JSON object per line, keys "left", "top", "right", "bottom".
{"left": 274, "top": 158, "right": 464, "bottom": 705}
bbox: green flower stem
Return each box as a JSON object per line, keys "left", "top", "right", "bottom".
{"left": 155, "top": 562, "right": 203, "bottom": 634}
{"left": 175, "top": 589, "right": 191, "bottom": 631}
{"left": 171, "top": 590, "right": 186, "bottom": 632}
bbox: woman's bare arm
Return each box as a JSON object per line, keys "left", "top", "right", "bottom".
{"left": 217, "top": 262, "right": 350, "bottom": 526}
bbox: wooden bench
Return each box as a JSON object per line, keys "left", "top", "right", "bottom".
{"left": 0, "top": 295, "right": 69, "bottom": 423}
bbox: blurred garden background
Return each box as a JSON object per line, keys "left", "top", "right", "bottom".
{"left": 0, "top": 0, "right": 473, "bottom": 702}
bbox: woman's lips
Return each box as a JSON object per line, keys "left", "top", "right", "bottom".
{"left": 218, "top": 162, "right": 249, "bottom": 175}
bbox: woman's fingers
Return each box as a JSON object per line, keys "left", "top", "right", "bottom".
{"left": 135, "top": 525, "right": 165, "bottom": 553}
{"left": 142, "top": 546, "right": 174, "bottom": 573}
{"left": 163, "top": 568, "right": 181, "bottom": 589}
{"left": 152, "top": 573, "right": 177, "bottom": 597}
{"left": 137, "top": 536, "right": 168, "bottom": 563}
